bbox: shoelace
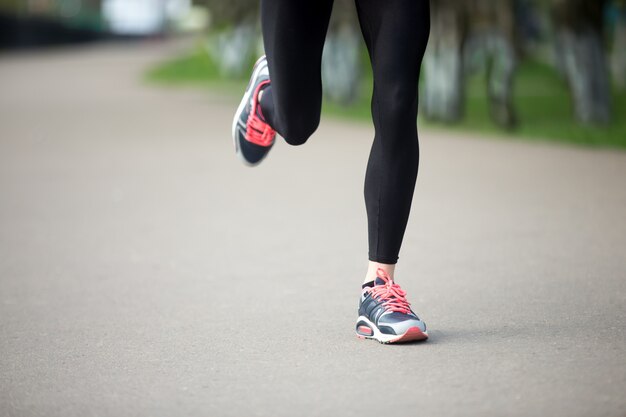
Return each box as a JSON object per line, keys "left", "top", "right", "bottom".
{"left": 246, "top": 80, "right": 276, "bottom": 147}
{"left": 366, "top": 268, "right": 412, "bottom": 314}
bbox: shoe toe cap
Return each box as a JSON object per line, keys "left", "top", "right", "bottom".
{"left": 237, "top": 130, "right": 272, "bottom": 165}
{"left": 379, "top": 312, "right": 427, "bottom": 334}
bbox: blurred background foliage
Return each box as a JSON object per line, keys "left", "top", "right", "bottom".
{"left": 1, "top": 0, "right": 625, "bottom": 148}
{"left": 149, "top": 0, "right": 626, "bottom": 148}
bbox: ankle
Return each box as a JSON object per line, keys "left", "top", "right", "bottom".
{"left": 364, "top": 261, "right": 396, "bottom": 284}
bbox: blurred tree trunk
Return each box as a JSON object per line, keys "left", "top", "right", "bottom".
{"left": 322, "top": 0, "right": 361, "bottom": 104}
{"left": 422, "top": 0, "right": 518, "bottom": 129}
{"left": 552, "top": 0, "right": 611, "bottom": 124}
{"left": 208, "top": 19, "right": 256, "bottom": 77}
{"left": 612, "top": 2, "right": 626, "bottom": 90}
{"left": 203, "top": 0, "right": 258, "bottom": 77}
{"left": 464, "top": 0, "right": 518, "bottom": 129}
{"left": 486, "top": 0, "right": 517, "bottom": 129}
{"left": 421, "top": 0, "right": 466, "bottom": 123}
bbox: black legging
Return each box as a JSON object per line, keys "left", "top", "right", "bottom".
{"left": 259, "top": 0, "right": 430, "bottom": 264}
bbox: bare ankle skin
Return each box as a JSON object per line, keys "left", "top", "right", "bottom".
{"left": 364, "top": 262, "right": 396, "bottom": 284}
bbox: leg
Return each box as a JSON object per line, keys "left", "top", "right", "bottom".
{"left": 355, "top": 0, "right": 431, "bottom": 344}
{"left": 356, "top": 0, "right": 430, "bottom": 276}
{"left": 260, "top": 0, "right": 334, "bottom": 145}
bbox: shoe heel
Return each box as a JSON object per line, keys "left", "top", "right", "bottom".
{"left": 356, "top": 324, "right": 374, "bottom": 337}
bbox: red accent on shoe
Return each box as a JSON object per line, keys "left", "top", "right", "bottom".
{"left": 246, "top": 80, "right": 275, "bottom": 147}
{"left": 365, "top": 268, "right": 412, "bottom": 315}
{"left": 357, "top": 326, "right": 373, "bottom": 336}
{"left": 387, "top": 326, "right": 428, "bottom": 343}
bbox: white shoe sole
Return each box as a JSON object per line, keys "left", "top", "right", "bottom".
{"left": 356, "top": 315, "right": 428, "bottom": 344}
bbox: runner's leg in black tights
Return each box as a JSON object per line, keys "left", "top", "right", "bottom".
{"left": 356, "top": 0, "right": 430, "bottom": 263}
{"left": 259, "top": 0, "right": 333, "bottom": 145}
{"left": 259, "top": 0, "right": 430, "bottom": 264}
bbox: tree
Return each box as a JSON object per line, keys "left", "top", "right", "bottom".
{"left": 421, "top": 0, "right": 518, "bottom": 129}
{"left": 465, "top": 0, "right": 518, "bottom": 129}
{"left": 610, "top": 0, "right": 626, "bottom": 89}
{"left": 421, "top": 0, "right": 466, "bottom": 123}
{"left": 322, "top": 0, "right": 362, "bottom": 104}
{"left": 551, "top": 0, "right": 612, "bottom": 124}
{"left": 202, "top": 0, "right": 258, "bottom": 77}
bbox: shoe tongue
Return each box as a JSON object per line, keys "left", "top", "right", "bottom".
{"left": 374, "top": 276, "right": 387, "bottom": 286}
{"left": 256, "top": 103, "right": 266, "bottom": 122}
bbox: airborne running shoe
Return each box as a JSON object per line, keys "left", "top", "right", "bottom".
{"left": 231, "top": 55, "right": 276, "bottom": 166}
{"left": 356, "top": 268, "right": 428, "bottom": 344}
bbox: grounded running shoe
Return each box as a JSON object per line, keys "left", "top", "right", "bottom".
{"left": 231, "top": 55, "right": 276, "bottom": 166}
{"left": 356, "top": 268, "right": 428, "bottom": 344}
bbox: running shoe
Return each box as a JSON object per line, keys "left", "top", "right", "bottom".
{"left": 231, "top": 55, "right": 276, "bottom": 166}
{"left": 356, "top": 268, "right": 428, "bottom": 344}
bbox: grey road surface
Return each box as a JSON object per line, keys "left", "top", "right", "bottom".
{"left": 1, "top": 41, "right": 625, "bottom": 417}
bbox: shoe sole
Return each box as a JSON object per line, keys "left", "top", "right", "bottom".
{"left": 356, "top": 315, "right": 428, "bottom": 344}
{"left": 231, "top": 55, "right": 270, "bottom": 167}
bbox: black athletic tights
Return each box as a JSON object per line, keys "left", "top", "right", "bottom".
{"left": 259, "top": 0, "right": 430, "bottom": 264}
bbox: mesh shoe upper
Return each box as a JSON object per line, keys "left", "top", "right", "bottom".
{"left": 233, "top": 56, "right": 276, "bottom": 166}
{"left": 359, "top": 268, "right": 426, "bottom": 335}
{"left": 245, "top": 80, "right": 275, "bottom": 147}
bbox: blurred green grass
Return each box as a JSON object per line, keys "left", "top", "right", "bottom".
{"left": 146, "top": 47, "right": 626, "bottom": 149}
